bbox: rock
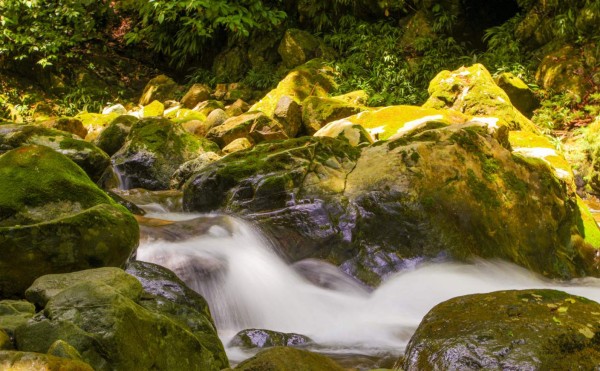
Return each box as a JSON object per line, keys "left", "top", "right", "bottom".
{"left": 206, "top": 111, "right": 273, "bottom": 148}
{"left": 423, "top": 64, "right": 537, "bottom": 132}
{"left": 330, "top": 105, "right": 468, "bottom": 141}
{"left": 224, "top": 84, "right": 254, "bottom": 104}
{"left": 183, "top": 123, "right": 599, "bottom": 285}
{"left": 302, "top": 96, "right": 364, "bottom": 135}
{"left": 102, "top": 104, "right": 127, "bottom": 115}
{"left": 15, "top": 267, "right": 224, "bottom": 371}
{"left": 229, "top": 329, "right": 312, "bottom": 349}
{"left": 93, "top": 115, "right": 138, "bottom": 156}
{"left": 47, "top": 340, "right": 85, "bottom": 361}
{"left": 333, "top": 90, "right": 369, "bottom": 105}
{"left": 495, "top": 72, "right": 540, "bottom": 118}
{"left": 0, "top": 146, "right": 139, "bottom": 297}
{"left": 248, "top": 115, "right": 288, "bottom": 143}
{"left": 196, "top": 100, "right": 226, "bottom": 117}
{"left": 181, "top": 84, "right": 211, "bottom": 109}
{"left": 0, "top": 300, "right": 35, "bottom": 337}
{"left": 112, "top": 117, "right": 219, "bottom": 190}
{"left": 170, "top": 152, "right": 223, "bottom": 189}
{"left": 314, "top": 119, "right": 373, "bottom": 147}
{"left": 196, "top": 109, "right": 228, "bottom": 137}
{"left": 139, "top": 75, "right": 179, "bottom": 106}
{"left": 274, "top": 96, "right": 303, "bottom": 138}
{"left": 141, "top": 100, "right": 165, "bottom": 117}
{"left": 235, "top": 347, "right": 344, "bottom": 371}
{"left": 125, "top": 261, "right": 229, "bottom": 369}
{"left": 536, "top": 44, "right": 592, "bottom": 100}
{"left": 292, "top": 259, "right": 371, "bottom": 294}
{"left": 223, "top": 138, "right": 253, "bottom": 155}
{"left": 0, "top": 331, "right": 9, "bottom": 350}
{"left": 213, "top": 47, "right": 249, "bottom": 82}
{"left": 0, "top": 351, "right": 93, "bottom": 370}
{"left": 403, "top": 289, "right": 600, "bottom": 370}
{"left": 250, "top": 59, "right": 336, "bottom": 117}
{"left": 225, "top": 98, "right": 250, "bottom": 117}
{"left": 0, "top": 124, "right": 110, "bottom": 182}
{"left": 278, "top": 29, "right": 322, "bottom": 69}
{"left": 164, "top": 108, "right": 206, "bottom": 124}
{"left": 74, "top": 112, "right": 120, "bottom": 141}
{"left": 42, "top": 117, "right": 87, "bottom": 139}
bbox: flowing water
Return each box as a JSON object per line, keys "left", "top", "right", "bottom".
{"left": 134, "top": 209, "right": 600, "bottom": 368}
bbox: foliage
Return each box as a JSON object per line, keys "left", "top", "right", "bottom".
{"left": 242, "top": 64, "right": 284, "bottom": 90}
{"left": 533, "top": 92, "right": 600, "bottom": 131}
{"left": 124, "top": 0, "right": 287, "bottom": 68}
{"left": 0, "top": 0, "right": 113, "bottom": 67}
{"left": 325, "top": 16, "right": 469, "bottom": 106}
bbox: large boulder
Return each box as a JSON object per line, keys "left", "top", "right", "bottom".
{"left": 0, "top": 146, "right": 138, "bottom": 297}
{"left": 403, "top": 289, "right": 600, "bottom": 370}
{"left": 423, "top": 64, "right": 537, "bottom": 132}
{"left": 74, "top": 112, "right": 120, "bottom": 141}
{"left": 139, "top": 75, "right": 179, "bottom": 106}
{"left": 16, "top": 266, "right": 226, "bottom": 370}
{"left": 301, "top": 96, "right": 364, "bottom": 135}
{"left": 234, "top": 347, "right": 344, "bottom": 371}
{"left": 250, "top": 59, "right": 336, "bottom": 117}
{"left": 112, "top": 117, "right": 219, "bottom": 190}
{"left": 184, "top": 122, "right": 599, "bottom": 285}
{"left": 229, "top": 329, "right": 313, "bottom": 349}
{"left": 93, "top": 115, "right": 139, "bottom": 156}
{"left": 0, "top": 124, "right": 110, "bottom": 182}
{"left": 278, "top": 29, "right": 324, "bottom": 69}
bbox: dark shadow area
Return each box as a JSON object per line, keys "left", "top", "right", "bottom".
{"left": 459, "top": 0, "right": 521, "bottom": 49}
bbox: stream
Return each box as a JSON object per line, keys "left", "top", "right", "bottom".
{"left": 123, "top": 191, "right": 600, "bottom": 369}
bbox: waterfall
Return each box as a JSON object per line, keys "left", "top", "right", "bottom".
{"left": 136, "top": 212, "right": 600, "bottom": 364}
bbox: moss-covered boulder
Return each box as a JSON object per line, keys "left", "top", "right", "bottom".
{"left": 0, "top": 300, "right": 35, "bottom": 338}
{"left": 314, "top": 119, "right": 374, "bottom": 147}
{"left": 74, "top": 112, "right": 121, "bottom": 141}
{"left": 234, "top": 347, "right": 344, "bottom": 371}
{"left": 181, "top": 83, "right": 211, "bottom": 109}
{"left": 112, "top": 117, "right": 219, "bottom": 190}
{"left": 229, "top": 329, "right": 312, "bottom": 349}
{"left": 93, "top": 115, "right": 139, "bottom": 156}
{"left": 329, "top": 105, "right": 467, "bottom": 141}
{"left": 141, "top": 100, "right": 165, "bottom": 117}
{"left": 278, "top": 29, "right": 325, "bottom": 69}
{"left": 273, "top": 96, "right": 303, "bottom": 138}
{"left": 0, "top": 124, "right": 110, "bottom": 182}
{"left": 164, "top": 107, "right": 207, "bottom": 124}
{"left": 423, "top": 64, "right": 537, "bottom": 132}
{"left": 0, "top": 146, "right": 138, "bottom": 297}
{"left": 206, "top": 111, "right": 279, "bottom": 148}
{"left": 495, "top": 72, "right": 540, "bottom": 118}
{"left": 171, "top": 152, "right": 222, "bottom": 190}
{"left": 139, "top": 75, "right": 179, "bottom": 106}
{"left": 183, "top": 123, "right": 599, "bottom": 285}
{"left": 403, "top": 289, "right": 600, "bottom": 370}
{"left": 0, "top": 351, "right": 93, "bottom": 370}
{"left": 250, "top": 59, "right": 336, "bottom": 117}
{"left": 16, "top": 266, "right": 226, "bottom": 370}
{"left": 301, "top": 96, "right": 364, "bottom": 135}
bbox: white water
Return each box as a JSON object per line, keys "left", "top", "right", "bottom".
{"left": 136, "top": 212, "right": 600, "bottom": 364}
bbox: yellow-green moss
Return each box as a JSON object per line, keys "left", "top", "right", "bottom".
{"left": 141, "top": 100, "right": 165, "bottom": 117}
{"left": 165, "top": 108, "right": 206, "bottom": 124}
{"left": 75, "top": 112, "right": 120, "bottom": 141}
{"left": 577, "top": 197, "right": 600, "bottom": 248}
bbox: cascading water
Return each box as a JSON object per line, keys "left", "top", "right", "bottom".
{"left": 136, "top": 211, "right": 600, "bottom": 366}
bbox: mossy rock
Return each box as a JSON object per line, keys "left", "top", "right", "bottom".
{"left": 333, "top": 90, "right": 369, "bottom": 105}
{"left": 0, "top": 331, "right": 10, "bottom": 350}
{"left": 535, "top": 44, "right": 594, "bottom": 100}
{"left": 336, "top": 105, "right": 467, "bottom": 140}
{"left": 0, "top": 300, "right": 35, "bottom": 337}
{"left": 141, "top": 100, "right": 165, "bottom": 117}
{"left": 229, "top": 329, "right": 313, "bottom": 349}
{"left": 139, "top": 75, "right": 179, "bottom": 106}
{"left": 181, "top": 84, "right": 211, "bottom": 109}
{"left": 301, "top": 96, "right": 365, "bottom": 135}
{"left": 495, "top": 72, "right": 540, "bottom": 118}
{"left": 0, "top": 351, "right": 93, "bottom": 370}
{"left": 0, "top": 146, "right": 138, "bottom": 298}
{"left": 250, "top": 59, "right": 336, "bottom": 117}
{"left": 164, "top": 107, "right": 207, "bottom": 124}
{"left": 93, "top": 115, "right": 139, "bottom": 156}
{"left": 234, "top": 347, "right": 344, "bottom": 371}
{"left": 112, "top": 117, "right": 219, "bottom": 190}
{"left": 74, "top": 112, "right": 120, "bottom": 141}
{"left": 423, "top": 64, "right": 537, "bottom": 132}
{"left": 404, "top": 289, "right": 600, "bottom": 370}
{"left": 206, "top": 111, "right": 276, "bottom": 148}
{"left": 0, "top": 124, "right": 110, "bottom": 182}
{"left": 278, "top": 28, "right": 323, "bottom": 69}
{"left": 41, "top": 117, "right": 88, "bottom": 139}
{"left": 16, "top": 267, "right": 224, "bottom": 371}
{"left": 223, "top": 137, "right": 254, "bottom": 154}
{"left": 314, "top": 119, "right": 374, "bottom": 147}
{"left": 171, "top": 152, "right": 222, "bottom": 190}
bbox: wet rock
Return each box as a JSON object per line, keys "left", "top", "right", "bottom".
{"left": 0, "top": 124, "right": 110, "bottom": 182}
{"left": 171, "top": 152, "right": 222, "bottom": 189}
{"left": 112, "top": 117, "right": 219, "bottom": 190}
{"left": 0, "top": 351, "right": 93, "bottom": 370}
{"left": 93, "top": 115, "right": 139, "bottom": 156}
{"left": 234, "top": 347, "right": 344, "bottom": 371}
{"left": 229, "top": 329, "right": 313, "bottom": 349}
{"left": 16, "top": 266, "right": 226, "bottom": 370}
{"left": 404, "top": 289, "right": 600, "bottom": 370}
{"left": 0, "top": 146, "right": 138, "bottom": 297}
{"left": 292, "top": 259, "right": 371, "bottom": 294}
{"left": 139, "top": 75, "right": 179, "bottom": 106}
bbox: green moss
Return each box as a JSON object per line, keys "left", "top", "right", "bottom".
{"left": 482, "top": 158, "right": 500, "bottom": 181}
{"left": 576, "top": 197, "right": 600, "bottom": 248}
{"left": 502, "top": 171, "right": 528, "bottom": 198}
{"left": 466, "top": 169, "right": 500, "bottom": 208}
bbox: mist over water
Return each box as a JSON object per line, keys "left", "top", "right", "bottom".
{"left": 136, "top": 212, "right": 600, "bottom": 364}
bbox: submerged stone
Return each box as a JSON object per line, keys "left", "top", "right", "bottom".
{"left": 229, "top": 329, "right": 313, "bottom": 349}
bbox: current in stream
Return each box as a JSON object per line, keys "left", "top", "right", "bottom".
{"left": 132, "top": 201, "right": 600, "bottom": 369}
